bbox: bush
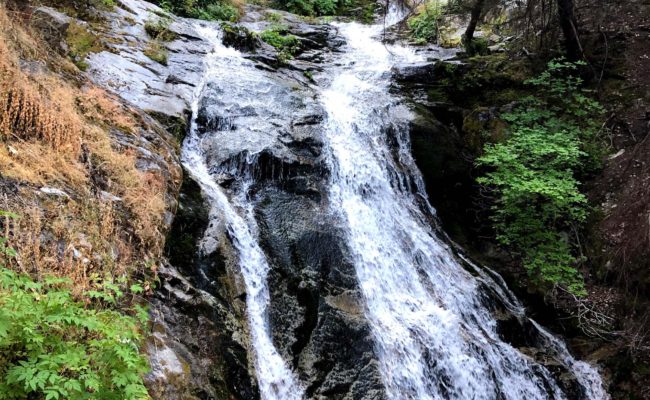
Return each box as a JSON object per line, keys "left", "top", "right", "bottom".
{"left": 408, "top": 2, "right": 441, "bottom": 43}
{"left": 0, "top": 267, "right": 150, "bottom": 399}
{"left": 260, "top": 24, "right": 301, "bottom": 62}
{"left": 274, "top": 0, "right": 343, "bottom": 16}
{"left": 464, "top": 36, "right": 489, "bottom": 56}
{"left": 476, "top": 60, "right": 604, "bottom": 295}
{"left": 158, "top": 0, "right": 240, "bottom": 21}
{"left": 144, "top": 16, "right": 177, "bottom": 41}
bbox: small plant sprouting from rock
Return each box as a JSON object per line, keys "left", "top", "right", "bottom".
{"left": 260, "top": 24, "right": 301, "bottom": 64}
{"left": 65, "top": 22, "right": 102, "bottom": 71}
{"left": 144, "top": 15, "right": 177, "bottom": 42}
{"left": 476, "top": 59, "right": 604, "bottom": 296}
{"left": 144, "top": 41, "right": 169, "bottom": 65}
{"left": 143, "top": 15, "right": 175, "bottom": 65}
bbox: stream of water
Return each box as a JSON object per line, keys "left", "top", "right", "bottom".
{"left": 183, "top": 7, "right": 608, "bottom": 400}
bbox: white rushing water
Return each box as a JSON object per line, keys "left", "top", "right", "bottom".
{"left": 182, "top": 6, "right": 608, "bottom": 399}
{"left": 183, "top": 26, "right": 304, "bottom": 400}
{"left": 319, "top": 8, "right": 609, "bottom": 400}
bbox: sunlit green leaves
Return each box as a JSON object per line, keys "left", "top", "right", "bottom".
{"left": 0, "top": 267, "right": 150, "bottom": 399}
{"left": 477, "top": 59, "right": 604, "bottom": 295}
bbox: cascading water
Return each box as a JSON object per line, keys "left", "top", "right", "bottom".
{"left": 182, "top": 6, "right": 608, "bottom": 400}
{"left": 183, "top": 27, "right": 304, "bottom": 400}
{"left": 319, "top": 8, "right": 608, "bottom": 400}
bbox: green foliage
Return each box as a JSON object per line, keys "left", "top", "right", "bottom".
{"left": 408, "top": 2, "right": 442, "bottom": 43}
{"left": 0, "top": 268, "right": 151, "bottom": 400}
{"left": 0, "top": 219, "right": 151, "bottom": 400}
{"left": 260, "top": 24, "right": 301, "bottom": 63}
{"left": 476, "top": 60, "right": 604, "bottom": 295}
{"left": 265, "top": 12, "right": 283, "bottom": 23}
{"left": 144, "top": 41, "right": 168, "bottom": 65}
{"left": 283, "top": 0, "right": 338, "bottom": 16}
{"left": 144, "top": 16, "right": 177, "bottom": 41}
{"left": 65, "top": 22, "right": 102, "bottom": 71}
{"left": 464, "top": 37, "right": 489, "bottom": 56}
{"left": 158, "top": 0, "right": 240, "bottom": 21}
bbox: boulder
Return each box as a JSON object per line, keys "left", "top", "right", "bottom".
{"left": 31, "top": 7, "right": 72, "bottom": 50}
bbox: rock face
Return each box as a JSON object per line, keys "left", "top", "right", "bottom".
{"left": 31, "top": 7, "right": 72, "bottom": 50}
{"left": 76, "top": 1, "right": 260, "bottom": 397}
{"left": 85, "top": 0, "right": 214, "bottom": 121}
{"left": 76, "top": 1, "right": 386, "bottom": 398}
{"left": 189, "top": 9, "right": 386, "bottom": 397}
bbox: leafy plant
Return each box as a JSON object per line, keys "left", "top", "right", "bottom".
{"left": 408, "top": 2, "right": 442, "bottom": 43}
{"left": 0, "top": 222, "right": 151, "bottom": 400}
{"left": 275, "top": 0, "right": 339, "bottom": 16}
{"left": 158, "top": 0, "right": 240, "bottom": 21}
{"left": 260, "top": 24, "right": 301, "bottom": 63}
{"left": 0, "top": 268, "right": 151, "bottom": 399}
{"left": 476, "top": 60, "right": 604, "bottom": 295}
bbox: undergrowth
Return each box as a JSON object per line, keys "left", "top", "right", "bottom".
{"left": 477, "top": 60, "right": 604, "bottom": 295}
{"left": 260, "top": 23, "right": 301, "bottom": 63}
{"left": 158, "top": 0, "right": 241, "bottom": 21}
{"left": 0, "top": 3, "right": 170, "bottom": 289}
{"left": 408, "top": 1, "right": 442, "bottom": 43}
{"left": 0, "top": 225, "right": 150, "bottom": 400}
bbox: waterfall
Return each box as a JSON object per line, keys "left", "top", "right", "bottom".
{"left": 319, "top": 12, "right": 608, "bottom": 400}
{"left": 183, "top": 26, "right": 304, "bottom": 400}
{"left": 181, "top": 8, "right": 608, "bottom": 400}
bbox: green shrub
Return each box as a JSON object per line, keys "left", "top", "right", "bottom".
{"left": 408, "top": 2, "right": 441, "bottom": 43}
{"left": 0, "top": 268, "right": 150, "bottom": 399}
{"left": 476, "top": 60, "right": 604, "bottom": 295}
{"left": 144, "top": 16, "right": 177, "bottom": 41}
{"left": 260, "top": 25, "right": 301, "bottom": 62}
{"left": 275, "top": 0, "right": 341, "bottom": 16}
{"left": 464, "top": 36, "right": 489, "bottom": 56}
{"left": 158, "top": 0, "right": 240, "bottom": 21}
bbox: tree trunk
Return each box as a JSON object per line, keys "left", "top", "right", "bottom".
{"left": 556, "top": 0, "right": 581, "bottom": 61}
{"left": 463, "top": 0, "right": 486, "bottom": 45}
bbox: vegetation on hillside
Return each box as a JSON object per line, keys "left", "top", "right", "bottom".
{"left": 157, "top": 0, "right": 241, "bottom": 21}
{"left": 476, "top": 60, "right": 603, "bottom": 295}
{"left": 270, "top": 0, "right": 377, "bottom": 20}
{"left": 259, "top": 23, "right": 301, "bottom": 62}
{"left": 0, "top": 263, "right": 150, "bottom": 400}
{"left": 408, "top": 2, "right": 441, "bottom": 43}
{"left": 0, "top": 3, "right": 174, "bottom": 397}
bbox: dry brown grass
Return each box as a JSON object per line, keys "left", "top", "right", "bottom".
{"left": 0, "top": 3, "right": 172, "bottom": 288}
{"left": 0, "top": 43, "right": 82, "bottom": 153}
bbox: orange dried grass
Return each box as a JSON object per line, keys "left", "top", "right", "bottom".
{"left": 0, "top": 42, "right": 82, "bottom": 153}
{"left": 0, "top": 4, "right": 170, "bottom": 288}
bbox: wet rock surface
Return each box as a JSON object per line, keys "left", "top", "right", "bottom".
{"left": 192, "top": 26, "right": 387, "bottom": 395}
{"left": 77, "top": 0, "right": 386, "bottom": 397}
{"left": 85, "top": 0, "right": 214, "bottom": 120}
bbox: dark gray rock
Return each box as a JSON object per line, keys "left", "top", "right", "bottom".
{"left": 154, "top": 175, "right": 259, "bottom": 400}
{"left": 31, "top": 7, "right": 72, "bottom": 51}
{"left": 392, "top": 62, "right": 437, "bottom": 82}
